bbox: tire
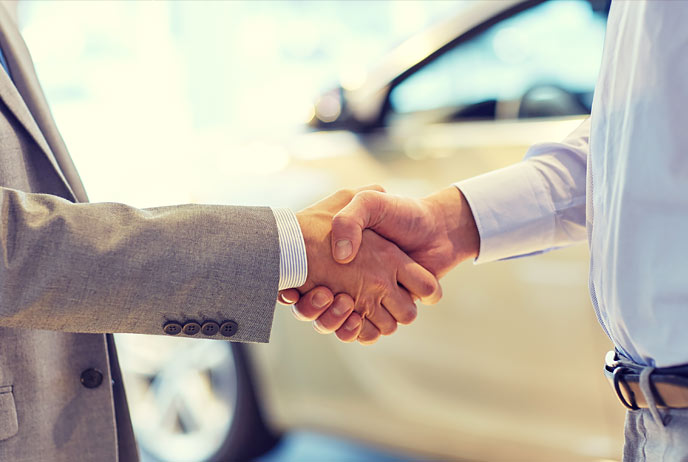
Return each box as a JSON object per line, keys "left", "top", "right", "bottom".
{"left": 210, "top": 343, "right": 281, "bottom": 462}
{"left": 114, "top": 334, "right": 280, "bottom": 462}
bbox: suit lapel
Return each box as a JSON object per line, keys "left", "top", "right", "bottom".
{"left": 0, "top": 69, "right": 64, "bottom": 179}
{"left": 0, "top": 6, "right": 83, "bottom": 202}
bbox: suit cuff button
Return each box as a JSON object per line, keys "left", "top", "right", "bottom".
{"left": 182, "top": 322, "right": 201, "bottom": 336}
{"left": 201, "top": 321, "right": 219, "bottom": 336}
{"left": 163, "top": 322, "right": 182, "bottom": 336}
{"left": 220, "top": 321, "right": 238, "bottom": 338}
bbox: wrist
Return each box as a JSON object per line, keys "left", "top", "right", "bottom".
{"left": 423, "top": 186, "right": 480, "bottom": 262}
{"left": 294, "top": 209, "right": 330, "bottom": 290}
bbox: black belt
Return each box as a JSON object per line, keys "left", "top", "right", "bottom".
{"left": 604, "top": 351, "right": 688, "bottom": 410}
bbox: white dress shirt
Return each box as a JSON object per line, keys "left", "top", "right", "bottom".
{"left": 457, "top": 0, "right": 688, "bottom": 368}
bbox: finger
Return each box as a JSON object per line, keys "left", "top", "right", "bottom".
{"left": 381, "top": 289, "right": 417, "bottom": 325}
{"left": 292, "top": 286, "right": 334, "bottom": 321}
{"left": 357, "top": 318, "right": 381, "bottom": 345}
{"left": 312, "top": 293, "right": 355, "bottom": 333}
{"left": 365, "top": 303, "right": 398, "bottom": 336}
{"left": 278, "top": 289, "right": 301, "bottom": 305}
{"left": 335, "top": 312, "right": 363, "bottom": 342}
{"left": 311, "top": 184, "right": 386, "bottom": 212}
{"left": 397, "top": 259, "right": 443, "bottom": 305}
{"left": 352, "top": 184, "right": 386, "bottom": 194}
{"left": 331, "top": 190, "right": 389, "bottom": 264}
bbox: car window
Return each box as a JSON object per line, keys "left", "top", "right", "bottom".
{"left": 388, "top": 0, "right": 609, "bottom": 121}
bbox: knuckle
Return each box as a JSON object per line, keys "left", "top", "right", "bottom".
{"left": 357, "top": 191, "right": 378, "bottom": 208}
{"left": 371, "top": 275, "right": 389, "bottom": 291}
{"left": 358, "top": 184, "right": 385, "bottom": 194}
{"left": 335, "top": 293, "right": 355, "bottom": 306}
{"left": 336, "top": 188, "right": 355, "bottom": 201}
{"left": 357, "top": 190, "right": 374, "bottom": 200}
{"left": 355, "top": 299, "right": 373, "bottom": 318}
{"left": 369, "top": 300, "right": 384, "bottom": 319}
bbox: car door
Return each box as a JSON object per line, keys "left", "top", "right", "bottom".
{"left": 252, "top": 1, "right": 625, "bottom": 460}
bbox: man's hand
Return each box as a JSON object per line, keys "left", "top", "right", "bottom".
{"left": 278, "top": 186, "right": 442, "bottom": 345}
{"left": 331, "top": 186, "right": 480, "bottom": 277}
{"left": 286, "top": 186, "right": 480, "bottom": 342}
{"left": 279, "top": 286, "right": 363, "bottom": 343}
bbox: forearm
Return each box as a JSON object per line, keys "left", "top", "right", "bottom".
{"left": 0, "top": 187, "right": 280, "bottom": 342}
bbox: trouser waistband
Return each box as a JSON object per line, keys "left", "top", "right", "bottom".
{"left": 604, "top": 350, "right": 688, "bottom": 426}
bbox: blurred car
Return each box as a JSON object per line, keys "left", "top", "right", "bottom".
{"left": 115, "top": 0, "right": 626, "bottom": 461}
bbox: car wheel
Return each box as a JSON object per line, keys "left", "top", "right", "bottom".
{"left": 114, "top": 334, "right": 279, "bottom": 462}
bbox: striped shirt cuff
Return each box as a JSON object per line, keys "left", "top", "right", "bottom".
{"left": 271, "top": 208, "right": 308, "bottom": 290}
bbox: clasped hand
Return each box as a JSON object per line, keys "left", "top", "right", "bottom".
{"left": 278, "top": 184, "right": 479, "bottom": 345}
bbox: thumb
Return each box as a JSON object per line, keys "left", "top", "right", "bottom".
{"left": 331, "top": 190, "right": 389, "bottom": 263}
{"left": 278, "top": 289, "right": 301, "bottom": 305}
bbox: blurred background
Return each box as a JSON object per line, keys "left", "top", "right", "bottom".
{"left": 14, "top": 1, "right": 624, "bottom": 461}
{"left": 17, "top": 0, "right": 459, "bottom": 208}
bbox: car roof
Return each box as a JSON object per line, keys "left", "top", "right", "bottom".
{"left": 354, "top": 0, "right": 530, "bottom": 94}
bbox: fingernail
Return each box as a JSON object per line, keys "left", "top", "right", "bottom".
{"left": 334, "top": 240, "right": 352, "bottom": 260}
{"left": 313, "top": 319, "right": 326, "bottom": 333}
{"left": 343, "top": 316, "right": 360, "bottom": 331}
{"left": 291, "top": 305, "right": 306, "bottom": 320}
{"left": 281, "top": 293, "right": 297, "bottom": 304}
{"left": 332, "top": 299, "right": 352, "bottom": 316}
{"left": 313, "top": 292, "right": 331, "bottom": 309}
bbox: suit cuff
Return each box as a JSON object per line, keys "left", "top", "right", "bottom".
{"left": 454, "top": 161, "right": 556, "bottom": 264}
{"left": 271, "top": 208, "right": 308, "bottom": 290}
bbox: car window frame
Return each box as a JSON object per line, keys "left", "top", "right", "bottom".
{"left": 376, "top": 0, "right": 609, "bottom": 127}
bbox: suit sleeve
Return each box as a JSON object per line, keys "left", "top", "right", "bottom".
{"left": 455, "top": 118, "right": 590, "bottom": 263}
{"left": 0, "top": 187, "right": 280, "bottom": 343}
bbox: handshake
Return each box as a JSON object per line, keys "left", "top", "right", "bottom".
{"left": 278, "top": 185, "right": 480, "bottom": 345}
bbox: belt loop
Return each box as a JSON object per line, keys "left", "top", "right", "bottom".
{"left": 612, "top": 367, "right": 639, "bottom": 410}
{"left": 639, "top": 367, "right": 666, "bottom": 427}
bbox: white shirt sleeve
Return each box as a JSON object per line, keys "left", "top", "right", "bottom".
{"left": 455, "top": 118, "right": 590, "bottom": 263}
{"left": 271, "top": 208, "right": 308, "bottom": 290}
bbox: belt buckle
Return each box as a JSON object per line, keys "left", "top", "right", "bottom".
{"left": 605, "top": 350, "right": 640, "bottom": 410}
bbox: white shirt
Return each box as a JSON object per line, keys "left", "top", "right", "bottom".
{"left": 457, "top": 0, "right": 688, "bottom": 368}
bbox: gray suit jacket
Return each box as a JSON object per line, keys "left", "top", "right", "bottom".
{"left": 0, "top": 6, "right": 280, "bottom": 462}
